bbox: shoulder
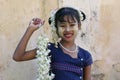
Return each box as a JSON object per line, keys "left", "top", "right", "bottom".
{"left": 78, "top": 47, "right": 92, "bottom": 57}
{"left": 78, "top": 47, "right": 93, "bottom": 67}
{"left": 47, "top": 42, "right": 55, "bottom": 49}
{"left": 47, "top": 42, "right": 59, "bottom": 52}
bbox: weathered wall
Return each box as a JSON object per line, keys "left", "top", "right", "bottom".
{"left": 0, "top": 0, "right": 120, "bottom": 80}
{"left": 0, "top": 0, "right": 58, "bottom": 80}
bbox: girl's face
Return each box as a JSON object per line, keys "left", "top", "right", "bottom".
{"left": 57, "top": 16, "right": 81, "bottom": 42}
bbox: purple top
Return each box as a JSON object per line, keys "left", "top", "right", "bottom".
{"left": 48, "top": 43, "right": 93, "bottom": 80}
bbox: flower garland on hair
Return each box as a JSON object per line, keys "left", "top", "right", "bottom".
{"left": 49, "top": 9, "right": 59, "bottom": 48}
{"left": 74, "top": 7, "right": 86, "bottom": 21}
{"left": 36, "top": 34, "right": 54, "bottom": 80}
{"left": 78, "top": 10, "right": 85, "bottom": 21}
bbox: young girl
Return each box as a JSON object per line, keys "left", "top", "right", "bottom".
{"left": 13, "top": 7, "right": 93, "bottom": 80}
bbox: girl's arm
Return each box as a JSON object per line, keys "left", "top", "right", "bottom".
{"left": 13, "top": 18, "right": 44, "bottom": 61}
{"left": 83, "top": 65, "right": 92, "bottom": 80}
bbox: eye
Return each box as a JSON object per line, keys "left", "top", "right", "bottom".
{"left": 70, "top": 24, "right": 75, "bottom": 27}
{"left": 60, "top": 25, "right": 66, "bottom": 28}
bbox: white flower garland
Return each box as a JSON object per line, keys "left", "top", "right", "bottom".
{"left": 36, "top": 34, "right": 54, "bottom": 80}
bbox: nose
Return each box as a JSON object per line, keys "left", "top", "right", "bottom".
{"left": 66, "top": 26, "right": 70, "bottom": 31}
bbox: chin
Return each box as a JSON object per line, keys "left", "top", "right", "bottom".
{"left": 63, "top": 37, "right": 75, "bottom": 42}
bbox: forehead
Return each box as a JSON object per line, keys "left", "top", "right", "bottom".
{"left": 58, "top": 15, "right": 77, "bottom": 23}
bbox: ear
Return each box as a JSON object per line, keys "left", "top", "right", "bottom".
{"left": 78, "top": 23, "right": 81, "bottom": 30}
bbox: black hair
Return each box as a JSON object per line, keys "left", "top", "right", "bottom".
{"left": 49, "top": 7, "right": 86, "bottom": 28}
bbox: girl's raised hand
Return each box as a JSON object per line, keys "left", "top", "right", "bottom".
{"left": 28, "top": 18, "right": 45, "bottom": 31}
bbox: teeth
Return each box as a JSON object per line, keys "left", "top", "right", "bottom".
{"left": 64, "top": 34, "right": 72, "bottom": 37}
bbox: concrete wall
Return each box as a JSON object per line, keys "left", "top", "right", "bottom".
{"left": 0, "top": 0, "right": 58, "bottom": 80}
{"left": 0, "top": 0, "right": 120, "bottom": 80}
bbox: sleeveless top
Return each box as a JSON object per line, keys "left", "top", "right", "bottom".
{"left": 48, "top": 43, "right": 93, "bottom": 80}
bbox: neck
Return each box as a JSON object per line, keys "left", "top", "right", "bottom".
{"left": 59, "top": 41, "right": 77, "bottom": 53}
{"left": 60, "top": 40, "right": 75, "bottom": 48}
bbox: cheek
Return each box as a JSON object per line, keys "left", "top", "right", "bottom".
{"left": 57, "top": 26, "right": 79, "bottom": 37}
{"left": 58, "top": 27, "right": 64, "bottom": 37}
{"left": 73, "top": 26, "right": 79, "bottom": 35}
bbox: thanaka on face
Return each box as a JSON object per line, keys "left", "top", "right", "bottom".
{"left": 58, "top": 22, "right": 79, "bottom": 36}
{"left": 57, "top": 16, "right": 80, "bottom": 42}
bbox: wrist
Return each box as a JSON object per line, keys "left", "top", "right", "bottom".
{"left": 26, "top": 27, "right": 35, "bottom": 33}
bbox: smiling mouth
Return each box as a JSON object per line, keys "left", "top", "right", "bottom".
{"left": 64, "top": 33, "right": 73, "bottom": 38}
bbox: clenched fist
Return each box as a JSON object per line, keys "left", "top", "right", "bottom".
{"left": 28, "top": 18, "right": 45, "bottom": 31}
